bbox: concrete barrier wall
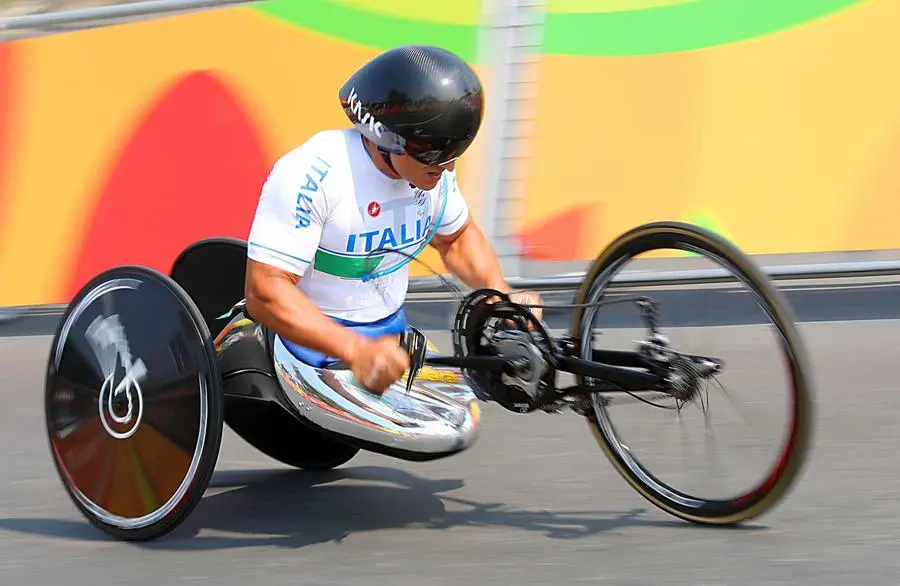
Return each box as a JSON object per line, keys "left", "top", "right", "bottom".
{"left": 0, "top": 0, "right": 897, "bottom": 306}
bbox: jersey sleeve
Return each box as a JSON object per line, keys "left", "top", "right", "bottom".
{"left": 434, "top": 168, "right": 470, "bottom": 236}
{"left": 246, "top": 148, "right": 332, "bottom": 277}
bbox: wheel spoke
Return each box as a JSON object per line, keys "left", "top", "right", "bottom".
{"left": 572, "top": 222, "right": 813, "bottom": 525}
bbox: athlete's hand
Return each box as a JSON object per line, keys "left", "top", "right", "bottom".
{"left": 508, "top": 290, "right": 544, "bottom": 322}
{"left": 489, "top": 290, "right": 545, "bottom": 326}
{"left": 349, "top": 335, "right": 411, "bottom": 395}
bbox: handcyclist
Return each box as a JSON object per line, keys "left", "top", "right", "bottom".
{"left": 244, "top": 45, "right": 542, "bottom": 396}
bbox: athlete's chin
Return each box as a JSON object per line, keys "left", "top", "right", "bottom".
{"left": 411, "top": 175, "right": 441, "bottom": 191}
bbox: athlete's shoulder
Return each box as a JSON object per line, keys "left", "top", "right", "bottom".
{"left": 271, "top": 129, "right": 350, "bottom": 178}
{"left": 253, "top": 130, "right": 352, "bottom": 230}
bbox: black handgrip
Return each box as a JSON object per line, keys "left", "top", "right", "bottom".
{"left": 399, "top": 328, "right": 428, "bottom": 393}
{"left": 399, "top": 330, "right": 412, "bottom": 353}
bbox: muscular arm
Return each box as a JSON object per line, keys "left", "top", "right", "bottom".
{"left": 244, "top": 261, "right": 365, "bottom": 363}
{"left": 243, "top": 142, "right": 369, "bottom": 363}
{"left": 430, "top": 218, "right": 509, "bottom": 293}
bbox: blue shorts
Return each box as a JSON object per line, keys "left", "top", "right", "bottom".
{"left": 278, "top": 307, "right": 410, "bottom": 368}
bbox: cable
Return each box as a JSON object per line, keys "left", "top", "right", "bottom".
{"left": 361, "top": 245, "right": 467, "bottom": 302}
{"left": 360, "top": 244, "right": 657, "bottom": 314}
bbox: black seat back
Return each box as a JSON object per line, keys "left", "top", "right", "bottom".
{"left": 170, "top": 237, "right": 248, "bottom": 338}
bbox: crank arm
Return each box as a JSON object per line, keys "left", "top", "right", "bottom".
{"left": 424, "top": 355, "right": 509, "bottom": 373}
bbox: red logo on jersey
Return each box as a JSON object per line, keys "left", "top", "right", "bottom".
{"left": 367, "top": 201, "right": 381, "bottom": 217}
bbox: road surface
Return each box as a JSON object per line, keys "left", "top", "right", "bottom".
{"left": 0, "top": 314, "right": 897, "bottom": 584}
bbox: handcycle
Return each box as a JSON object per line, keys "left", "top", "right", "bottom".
{"left": 43, "top": 221, "right": 814, "bottom": 541}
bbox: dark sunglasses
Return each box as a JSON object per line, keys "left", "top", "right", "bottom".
{"left": 404, "top": 136, "right": 475, "bottom": 166}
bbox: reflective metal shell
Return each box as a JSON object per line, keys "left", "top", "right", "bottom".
{"left": 214, "top": 311, "right": 482, "bottom": 461}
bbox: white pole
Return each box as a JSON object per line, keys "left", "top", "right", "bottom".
{"left": 476, "top": 0, "right": 547, "bottom": 280}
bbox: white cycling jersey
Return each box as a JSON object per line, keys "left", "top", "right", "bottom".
{"left": 247, "top": 128, "right": 470, "bottom": 323}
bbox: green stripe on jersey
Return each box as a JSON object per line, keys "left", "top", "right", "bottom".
{"left": 313, "top": 248, "right": 386, "bottom": 279}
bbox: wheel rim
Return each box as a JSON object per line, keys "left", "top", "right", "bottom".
{"left": 46, "top": 269, "right": 213, "bottom": 530}
{"left": 578, "top": 235, "right": 805, "bottom": 518}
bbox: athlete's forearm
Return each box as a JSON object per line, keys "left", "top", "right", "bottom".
{"left": 435, "top": 221, "right": 509, "bottom": 293}
{"left": 245, "top": 262, "right": 366, "bottom": 363}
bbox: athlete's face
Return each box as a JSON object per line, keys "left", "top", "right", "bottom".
{"left": 392, "top": 154, "right": 456, "bottom": 190}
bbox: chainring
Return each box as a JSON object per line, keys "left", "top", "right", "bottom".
{"left": 452, "top": 289, "right": 557, "bottom": 413}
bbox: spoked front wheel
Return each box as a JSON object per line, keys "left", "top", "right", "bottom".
{"left": 571, "top": 221, "right": 814, "bottom": 525}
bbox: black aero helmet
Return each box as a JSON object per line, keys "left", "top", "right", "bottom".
{"left": 339, "top": 45, "right": 484, "bottom": 166}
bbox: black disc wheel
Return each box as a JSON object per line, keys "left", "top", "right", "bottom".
{"left": 45, "top": 266, "right": 224, "bottom": 541}
{"left": 571, "top": 221, "right": 814, "bottom": 525}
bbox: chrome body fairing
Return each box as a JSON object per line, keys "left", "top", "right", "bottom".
{"left": 214, "top": 312, "right": 482, "bottom": 459}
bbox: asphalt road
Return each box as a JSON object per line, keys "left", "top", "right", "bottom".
{"left": 1, "top": 313, "right": 899, "bottom": 585}
{"left": 3, "top": 5, "right": 899, "bottom": 580}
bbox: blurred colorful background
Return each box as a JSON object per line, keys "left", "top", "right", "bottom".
{"left": 0, "top": 0, "right": 897, "bottom": 307}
